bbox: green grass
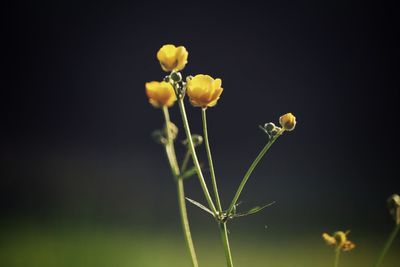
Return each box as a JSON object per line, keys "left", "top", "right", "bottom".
{"left": 0, "top": 223, "right": 398, "bottom": 267}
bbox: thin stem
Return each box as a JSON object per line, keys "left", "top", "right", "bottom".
{"left": 181, "top": 149, "right": 191, "bottom": 173}
{"left": 227, "top": 129, "right": 284, "bottom": 214}
{"left": 334, "top": 248, "right": 340, "bottom": 267}
{"left": 178, "top": 98, "right": 217, "bottom": 215}
{"left": 374, "top": 224, "right": 400, "bottom": 267}
{"left": 161, "top": 107, "right": 199, "bottom": 267}
{"left": 202, "top": 108, "right": 233, "bottom": 267}
{"left": 220, "top": 222, "right": 234, "bottom": 267}
{"left": 201, "top": 108, "right": 223, "bottom": 212}
{"left": 177, "top": 177, "right": 199, "bottom": 267}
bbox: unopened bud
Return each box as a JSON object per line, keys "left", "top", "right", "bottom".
{"left": 170, "top": 71, "right": 182, "bottom": 82}
{"left": 182, "top": 134, "right": 203, "bottom": 147}
{"left": 165, "top": 122, "right": 178, "bottom": 140}
{"left": 279, "top": 113, "right": 296, "bottom": 131}
{"left": 388, "top": 194, "right": 400, "bottom": 225}
{"left": 152, "top": 130, "right": 167, "bottom": 145}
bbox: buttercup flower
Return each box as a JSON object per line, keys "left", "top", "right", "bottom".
{"left": 145, "top": 81, "right": 177, "bottom": 108}
{"left": 157, "top": 44, "right": 188, "bottom": 72}
{"left": 186, "top": 74, "right": 223, "bottom": 108}
{"left": 279, "top": 113, "right": 296, "bottom": 131}
{"left": 322, "top": 233, "right": 337, "bottom": 246}
{"left": 322, "top": 231, "right": 356, "bottom": 252}
{"left": 388, "top": 194, "right": 400, "bottom": 225}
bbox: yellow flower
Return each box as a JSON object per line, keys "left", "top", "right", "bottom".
{"left": 388, "top": 194, "right": 400, "bottom": 225}
{"left": 322, "top": 233, "right": 337, "bottom": 246}
{"left": 186, "top": 74, "right": 223, "bottom": 108}
{"left": 157, "top": 44, "right": 188, "bottom": 72}
{"left": 279, "top": 113, "right": 296, "bottom": 131}
{"left": 145, "top": 81, "right": 177, "bottom": 108}
{"left": 322, "top": 231, "right": 355, "bottom": 252}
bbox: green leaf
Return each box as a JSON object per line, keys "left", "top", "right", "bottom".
{"left": 232, "top": 201, "right": 276, "bottom": 218}
{"left": 181, "top": 166, "right": 197, "bottom": 180}
{"left": 185, "top": 197, "right": 214, "bottom": 217}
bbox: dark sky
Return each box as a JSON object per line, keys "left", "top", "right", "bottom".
{"left": 2, "top": 1, "right": 399, "bottom": 230}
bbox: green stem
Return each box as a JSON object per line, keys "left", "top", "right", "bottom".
{"left": 161, "top": 107, "right": 199, "bottom": 267}
{"left": 227, "top": 129, "right": 284, "bottom": 215}
{"left": 202, "top": 108, "right": 234, "bottom": 267}
{"left": 177, "top": 177, "right": 199, "bottom": 267}
{"left": 181, "top": 149, "right": 191, "bottom": 173}
{"left": 220, "top": 222, "right": 234, "bottom": 267}
{"left": 374, "top": 224, "right": 400, "bottom": 267}
{"left": 178, "top": 99, "right": 217, "bottom": 215}
{"left": 201, "top": 108, "right": 223, "bottom": 213}
{"left": 334, "top": 248, "right": 340, "bottom": 267}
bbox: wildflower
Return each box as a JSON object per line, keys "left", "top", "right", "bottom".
{"left": 279, "top": 113, "right": 296, "bottom": 131}
{"left": 157, "top": 44, "right": 188, "bottom": 72}
{"left": 387, "top": 194, "right": 400, "bottom": 225}
{"left": 322, "top": 233, "right": 337, "bottom": 246}
{"left": 322, "top": 231, "right": 356, "bottom": 252}
{"left": 186, "top": 74, "right": 223, "bottom": 108}
{"left": 145, "top": 81, "right": 177, "bottom": 108}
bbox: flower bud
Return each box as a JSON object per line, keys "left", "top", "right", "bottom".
{"left": 388, "top": 194, "right": 400, "bottom": 225}
{"left": 279, "top": 113, "right": 296, "bottom": 131}
{"left": 264, "top": 122, "right": 276, "bottom": 133}
{"left": 152, "top": 130, "right": 167, "bottom": 145}
{"left": 182, "top": 134, "right": 203, "bottom": 147}
{"left": 170, "top": 71, "right": 182, "bottom": 82}
{"left": 165, "top": 122, "right": 178, "bottom": 140}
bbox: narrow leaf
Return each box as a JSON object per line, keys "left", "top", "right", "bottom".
{"left": 181, "top": 166, "right": 197, "bottom": 180}
{"left": 233, "top": 201, "right": 276, "bottom": 218}
{"left": 185, "top": 197, "right": 214, "bottom": 216}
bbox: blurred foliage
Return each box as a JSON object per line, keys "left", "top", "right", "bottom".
{"left": 0, "top": 223, "right": 399, "bottom": 267}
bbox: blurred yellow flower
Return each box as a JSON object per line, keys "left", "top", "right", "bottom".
{"left": 322, "top": 231, "right": 355, "bottom": 252}
{"left": 157, "top": 44, "right": 188, "bottom": 72}
{"left": 279, "top": 113, "right": 296, "bottom": 131}
{"left": 186, "top": 74, "right": 223, "bottom": 108}
{"left": 145, "top": 81, "right": 177, "bottom": 108}
{"left": 322, "top": 233, "right": 336, "bottom": 246}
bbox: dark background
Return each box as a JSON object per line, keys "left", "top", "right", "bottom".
{"left": 2, "top": 0, "right": 399, "bottom": 236}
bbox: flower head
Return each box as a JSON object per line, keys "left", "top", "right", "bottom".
{"left": 186, "top": 74, "right": 223, "bottom": 108}
{"left": 388, "top": 194, "right": 400, "bottom": 225}
{"left": 157, "top": 44, "right": 188, "bottom": 72}
{"left": 279, "top": 113, "right": 296, "bottom": 131}
{"left": 145, "top": 81, "right": 177, "bottom": 108}
{"left": 322, "top": 231, "right": 355, "bottom": 252}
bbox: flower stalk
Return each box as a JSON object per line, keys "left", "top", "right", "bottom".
{"left": 202, "top": 108, "right": 235, "bottom": 267}
{"left": 161, "top": 106, "right": 199, "bottom": 267}
{"left": 227, "top": 128, "right": 285, "bottom": 215}
{"left": 178, "top": 98, "right": 218, "bottom": 216}
{"left": 334, "top": 247, "right": 341, "bottom": 267}
{"left": 201, "top": 108, "right": 223, "bottom": 212}
{"left": 373, "top": 223, "right": 400, "bottom": 267}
